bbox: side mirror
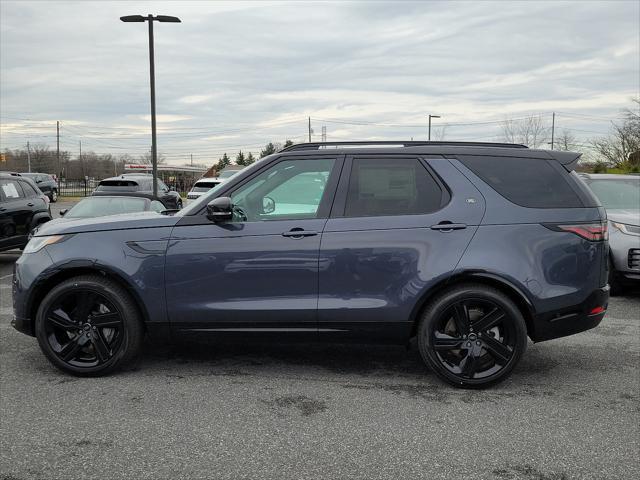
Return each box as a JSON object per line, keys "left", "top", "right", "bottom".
{"left": 59, "top": 209, "right": 68, "bottom": 217}
{"left": 262, "top": 196, "right": 276, "bottom": 214}
{"left": 206, "top": 196, "right": 233, "bottom": 222}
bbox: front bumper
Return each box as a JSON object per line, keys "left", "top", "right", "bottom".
{"left": 11, "top": 247, "right": 55, "bottom": 337}
{"left": 531, "top": 285, "right": 610, "bottom": 342}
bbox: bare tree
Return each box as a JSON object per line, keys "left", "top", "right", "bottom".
{"left": 431, "top": 126, "right": 447, "bottom": 141}
{"left": 554, "top": 129, "right": 577, "bottom": 151}
{"left": 590, "top": 98, "right": 640, "bottom": 167}
{"left": 501, "top": 115, "right": 549, "bottom": 148}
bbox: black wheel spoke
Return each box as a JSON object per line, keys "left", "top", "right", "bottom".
{"left": 482, "top": 335, "right": 512, "bottom": 364}
{"left": 60, "top": 337, "right": 83, "bottom": 362}
{"left": 90, "top": 312, "right": 121, "bottom": 328}
{"left": 452, "top": 302, "right": 470, "bottom": 334}
{"left": 48, "top": 309, "right": 76, "bottom": 331}
{"left": 433, "top": 334, "right": 464, "bottom": 351}
{"left": 472, "top": 308, "right": 505, "bottom": 333}
{"left": 460, "top": 351, "right": 479, "bottom": 378}
{"left": 73, "top": 291, "right": 96, "bottom": 322}
{"left": 90, "top": 330, "right": 111, "bottom": 363}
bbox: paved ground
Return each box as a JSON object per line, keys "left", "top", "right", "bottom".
{"left": 0, "top": 225, "right": 638, "bottom": 479}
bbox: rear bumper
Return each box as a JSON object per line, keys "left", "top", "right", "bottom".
{"left": 531, "top": 285, "right": 610, "bottom": 342}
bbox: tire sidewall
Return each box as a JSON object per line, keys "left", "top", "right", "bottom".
{"left": 35, "top": 278, "right": 135, "bottom": 376}
{"left": 418, "top": 286, "right": 528, "bottom": 388}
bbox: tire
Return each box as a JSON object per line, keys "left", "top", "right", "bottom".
{"left": 35, "top": 275, "right": 144, "bottom": 376}
{"left": 608, "top": 257, "right": 624, "bottom": 297}
{"left": 177, "top": 199, "right": 183, "bottom": 209}
{"left": 50, "top": 189, "right": 58, "bottom": 203}
{"left": 417, "top": 284, "right": 528, "bottom": 389}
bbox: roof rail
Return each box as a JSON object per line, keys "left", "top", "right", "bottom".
{"left": 279, "top": 141, "right": 528, "bottom": 152}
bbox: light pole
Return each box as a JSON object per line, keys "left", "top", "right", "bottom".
{"left": 120, "top": 14, "right": 181, "bottom": 198}
{"left": 428, "top": 114, "right": 441, "bottom": 141}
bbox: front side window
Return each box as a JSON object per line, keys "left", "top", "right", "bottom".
{"left": 0, "top": 179, "right": 25, "bottom": 200}
{"left": 230, "top": 158, "right": 335, "bottom": 222}
{"left": 344, "top": 158, "right": 444, "bottom": 217}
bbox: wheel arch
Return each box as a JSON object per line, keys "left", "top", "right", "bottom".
{"left": 409, "top": 271, "right": 537, "bottom": 340}
{"left": 27, "top": 265, "right": 150, "bottom": 336}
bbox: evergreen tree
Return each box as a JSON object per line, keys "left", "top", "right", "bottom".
{"left": 283, "top": 139, "right": 294, "bottom": 148}
{"left": 246, "top": 152, "right": 256, "bottom": 165}
{"left": 260, "top": 142, "right": 276, "bottom": 158}
{"left": 215, "top": 153, "right": 230, "bottom": 172}
{"left": 235, "top": 150, "right": 246, "bottom": 166}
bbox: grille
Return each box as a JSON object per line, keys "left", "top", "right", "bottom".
{"left": 629, "top": 249, "right": 640, "bottom": 269}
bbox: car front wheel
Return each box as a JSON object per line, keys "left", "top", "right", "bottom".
{"left": 50, "top": 190, "right": 58, "bottom": 202}
{"left": 35, "top": 275, "right": 144, "bottom": 376}
{"left": 417, "top": 284, "right": 528, "bottom": 388}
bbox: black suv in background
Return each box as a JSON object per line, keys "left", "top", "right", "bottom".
{"left": 0, "top": 172, "right": 52, "bottom": 252}
{"left": 19, "top": 172, "right": 59, "bottom": 202}
{"left": 93, "top": 174, "right": 183, "bottom": 209}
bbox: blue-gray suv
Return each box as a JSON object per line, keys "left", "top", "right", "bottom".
{"left": 12, "top": 141, "right": 610, "bottom": 388}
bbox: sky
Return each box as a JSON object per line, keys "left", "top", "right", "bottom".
{"left": 1, "top": 0, "right": 638, "bottom": 165}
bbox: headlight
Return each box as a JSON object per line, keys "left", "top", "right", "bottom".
{"left": 23, "top": 235, "right": 66, "bottom": 254}
{"left": 610, "top": 222, "right": 640, "bottom": 236}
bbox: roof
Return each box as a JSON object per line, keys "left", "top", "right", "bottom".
{"left": 579, "top": 173, "right": 640, "bottom": 180}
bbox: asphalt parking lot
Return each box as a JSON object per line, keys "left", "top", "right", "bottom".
{"left": 0, "top": 205, "right": 638, "bottom": 480}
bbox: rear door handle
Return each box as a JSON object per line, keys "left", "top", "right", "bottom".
{"left": 27, "top": 203, "right": 34, "bottom": 207}
{"left": 282, "top": 228, "right": 318, "bottom": 238}
{"left": 430, "top": 223, "right": 467, "bottom": 232}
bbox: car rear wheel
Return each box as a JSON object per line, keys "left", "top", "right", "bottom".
{"left": 417, "top": 284, "right": 527, "bottom": 388}
{"left": 35, "top": 275, "right": 144, "bottom": 376}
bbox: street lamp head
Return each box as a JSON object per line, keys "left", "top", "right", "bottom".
{"left": 120, "top": 15, "right": 146, "bottom": 22}
{"left": 155, "top": 15, "right": 181, "bottom": 23}
{"left": 430, "top": 115, "right": 441, "bottom": 119}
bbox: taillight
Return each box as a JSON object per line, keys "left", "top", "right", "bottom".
{"left": 544, "top": 222, "right": 608, "bottom": 241}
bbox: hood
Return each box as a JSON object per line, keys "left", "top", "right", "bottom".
{"left": 34, "top": 211, "right": 180, "bottom": 236}
{"left": 606, "top": 209, "right": 640, "bottom": 226}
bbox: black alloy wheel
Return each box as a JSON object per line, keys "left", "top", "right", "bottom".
{"left": 418, "top": 285, "right": 527, "bottom": 388}
{"left": 35, "top": 275, "right": 143, "bottom": 376}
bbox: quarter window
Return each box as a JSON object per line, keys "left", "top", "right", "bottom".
{"left": 344, "top": 158, "right": 445, "bottom": 217}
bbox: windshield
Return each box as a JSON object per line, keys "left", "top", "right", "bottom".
{"left": 65, "top": 197, "right": 148, "bottom": 218}
{"left": 587, "top": 178, "right": 640, "bottom": 210}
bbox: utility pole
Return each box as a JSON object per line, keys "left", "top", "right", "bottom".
{"left": 308, "top": 117, "right": 312, "bottom": 142}
{"left": 27, "top": 141, "right": 31, "bottom": 173}
{"left": 120, "top": 13, "right": 181, "bottom": 199}
{"left": 428, "top": 114, "right": 441, "bottom": 141}
{"left": 190, "top": 153, "right": 193, "bottom": 166}
{"left": 79, "top": 140, "right": 83, "bottom": 176}
{"left": 321, "top": 126, "right": 327, "bottom": 142}
{"left": 550, "top": 112, "right": 556, "bottom": 150}
{"left": 56, "top": 121, "right": 60, "bottom": 177}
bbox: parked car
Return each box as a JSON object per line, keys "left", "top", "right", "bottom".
{"left": 13, "top": 141, "right": 609, "bottom": 388}
{"left": 186, "top": 178, "right": 224, "bottom": 204}
{"left": 579, "top": 173, "right": 639, "bottom": 294}
{"left": 19, "top": 172, "right": 59, "bottom": 202}
{"left": 58, "top": 196, "right": 167, "bottom": 220}
{"left": 92, "top": 175, "right": 183, "bottom": 210}
{"left": 0, "top": 172, "right": 52, "bottom": 252}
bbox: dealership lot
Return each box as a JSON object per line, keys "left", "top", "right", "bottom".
{"left": 0, "top": 243, "right": 638, "bottom": 479}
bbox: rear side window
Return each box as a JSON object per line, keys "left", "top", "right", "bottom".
{"left": 458, "top": 156, "right": 583, "bottom": 208}
{"left": 20, "top": 181, "right": 39, "bottom": 197}
{"left": 344, "top": 158, "right": 445, "bottom": 217}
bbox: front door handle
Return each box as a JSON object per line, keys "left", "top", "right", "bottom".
{"left": 282, "top": 228, "right": 318, "bottom": 238}
{"left": 27, "top": 203, "right": 34, "bottom": 207}
{"left": 430, "top": 222, "right": 467, "bottom": 232}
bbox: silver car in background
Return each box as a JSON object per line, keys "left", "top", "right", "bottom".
{"left": 580, "top": 173, "right": 640, "bottom": 294}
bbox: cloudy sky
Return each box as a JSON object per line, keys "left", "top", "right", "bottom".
{"left": 1, "top": 0, "right": 638, "bottom": 165}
